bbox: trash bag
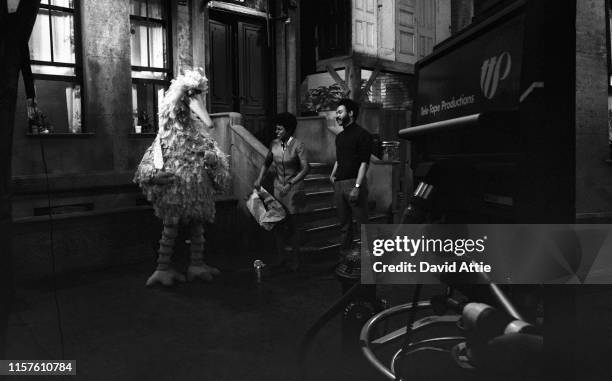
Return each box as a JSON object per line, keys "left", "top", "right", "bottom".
{"left": 246, "top": 188, "right": 286, "bottom": 230}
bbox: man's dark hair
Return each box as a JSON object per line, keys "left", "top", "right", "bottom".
{"left": 274, "top": 112, "right": 298, "bottom": 135}
{"left": 337, "top": 98, "right": 359, "bottom": 118}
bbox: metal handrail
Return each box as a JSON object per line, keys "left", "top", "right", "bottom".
{"left": 399, "top": 113, "right": 481, "bottom": 139}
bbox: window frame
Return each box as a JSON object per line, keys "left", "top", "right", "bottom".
{"left": 130, "top": 0, "right": 173, "bottom": 133}
{"left": 28, "top": 0, "right": 85, "bottom": 134}
{"left": 129, "top": 0, "right": 173, "bottom": 75}
{"left": 30, "top": 1, "right": 81, "bottom": 70}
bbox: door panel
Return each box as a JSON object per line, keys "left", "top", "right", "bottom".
{"left": 209, "top": 13, "right": 271, "bottom": 144}
{"left": 237, "top": 21, "right": 270, "bottom": 143}
{"left": 238, "top": 22, "right": 266, "bottom": 114}
{"left": 396, "top": 0, "right": 417, "bottom": 63}
{"left": 209, "top": 19, "right": 234, "bottom": 113}
{"left": 353, "top": 0, "right": 378, "bottom": 55}
{"left": 416, "top": 0, "right": 436, "bottom": 58}
{"left": 378, "top": 0, "right": 396, "bottom": 60}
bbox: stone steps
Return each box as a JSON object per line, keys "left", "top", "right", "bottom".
{"left": 297, "top": 162, "right": 390, "bottom": 259}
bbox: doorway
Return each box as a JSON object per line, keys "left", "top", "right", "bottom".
{"left": 208, "top": 10, "right": 274, "bottom": 145}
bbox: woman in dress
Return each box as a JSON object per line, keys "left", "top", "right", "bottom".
{"left": 254, "top": 112, "right": 310, "bottom": 272}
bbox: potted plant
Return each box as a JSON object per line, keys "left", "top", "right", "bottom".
{"left": 138, "top": 110, "right": 154, "bottom": 133}
{"left": 301, "top": 83, "right": 345, "bottom": 115}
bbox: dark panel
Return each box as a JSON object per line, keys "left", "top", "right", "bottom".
{"left": 209, "top": 19, "right": 234, "bottom": 113}
{"left": 315, "top": 0, "right": 351, "bottom": 60}
{"left": 237, "top": 20, "right": 272, "bottom": 144}
{"left": 238, "top": 22, "right": 266, "bottom": 111}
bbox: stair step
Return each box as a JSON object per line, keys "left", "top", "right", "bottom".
{"left": 303, "top": 213, "right": 389, "bottom": 244}
{"left": 299, "top": 206, "right": 338, "bottom": 224}
{"left": 298, "top": 238, "right": 362, "bottom": 261}
{"left": 305, "top": 189, "right": 334, "bottom": 197}
{"left": 302, "top": 189, "right": 335, "bottom": 211}
{"left": 304, "top": 212, "right": 388, "bottom": 231}
{"left": 304, "top": 174, "right": 332, "bottom": 189}
{"left": 308, "top": 162, "right": 334, "bottom": 175}
{"left": 305, "top": 174, "right": 330, "bottom": 181}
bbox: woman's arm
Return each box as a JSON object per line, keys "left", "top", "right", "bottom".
{"left": 289, "top": 141, "right": 310, "bottom": 185}
{"left": 254, "top": 151, "right": 273, "bottom": 189}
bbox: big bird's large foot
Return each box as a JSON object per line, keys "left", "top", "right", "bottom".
{"left": 146, "top": 268, "right": 186, "bottom": 287}
{"left": 187, "top": 264, "right": 220, "bottom": 282}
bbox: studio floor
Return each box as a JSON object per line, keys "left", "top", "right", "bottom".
{"left": 5, "top": 253, "right": 387, "bottom": 381}
{"left": 6, "top": 248, "right": 612, "bottom": 381}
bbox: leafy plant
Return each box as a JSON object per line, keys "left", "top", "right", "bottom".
{"left": 138, "top": 110, "right": 154, "bottom": 132}
{"left": 29, "top": 109, "right": 53, "bottom": 134}
{"left": 302, "top": 84, "right": 345, "bottom": 113}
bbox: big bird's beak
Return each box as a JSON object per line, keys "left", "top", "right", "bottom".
{"left": 188, "top": 93, "right": 213, "bottom": 128}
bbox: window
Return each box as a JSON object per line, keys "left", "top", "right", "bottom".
{"left": 28, "top": 0, "right": 82, "bottom": 133}
{"left": 130, "top": 0, "right": 172, "bottom": 133}
{"left": 315, "top": 0, "right": 351, "bottom": 60}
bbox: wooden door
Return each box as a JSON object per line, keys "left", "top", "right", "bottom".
{"left": 209, "top": 19, "right": 234, "bottom": 113}
{"left": 237, "top": 20, "right": 270, "bottom": 143}
{"left": 416, "top": 0, "right": 436, "bottom": 59}
{"left": 353, "top": 0, "right": 378, "bottom": 55}
{"left": 396, "top": 0, "right": 417, "bottom": 63}
{"left": 208, "top": 13, "right": 272, "bottom": 144}
{"left": 378, "top": 0, "right": 396, "bottom": 61}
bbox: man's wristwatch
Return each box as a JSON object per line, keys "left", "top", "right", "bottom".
{"left": 354, "top": 183, "right": 360, "bottom": 188}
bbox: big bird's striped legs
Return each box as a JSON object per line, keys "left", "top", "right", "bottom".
{"left": 186, "top": 222, "right": 220, "bottom": 282}
{"left": 146, "top": 218, "right": 186, "bottom": 287}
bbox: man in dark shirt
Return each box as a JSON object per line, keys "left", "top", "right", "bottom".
{"left": 330, "top": 98, "right": 373, "bottom": 251}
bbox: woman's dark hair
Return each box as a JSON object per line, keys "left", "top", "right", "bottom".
{"left": 275, "top": 112, "right": 298, "bottom": 136}
{"left": 337, "top": 98, "right": 359, "bottom": 118}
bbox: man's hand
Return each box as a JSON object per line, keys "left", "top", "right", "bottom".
{"left": 279, "top": 183, "right": 292, "bottom": 197}
{"left": 329, "top": 175, "right": 336, "bottom": 185}
{"left": 253, "top": 179, "right": 262, "bottom": 190}
{"left": 151, "top": 171, "right": 176, "bottom": 185}
{"left": 349, "top": 186, "right": 360, "bottom": 204}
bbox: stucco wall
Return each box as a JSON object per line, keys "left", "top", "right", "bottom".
{"left": 575, "top": 0, "right": 612, "bottom": 217}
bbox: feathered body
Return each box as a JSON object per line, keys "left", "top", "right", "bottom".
{"left": 134, "top": 70, "right": 230, "bottom": 223}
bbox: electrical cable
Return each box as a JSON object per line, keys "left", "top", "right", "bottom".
{"left": 38, "top": 134, "right": 65, "bottom": 360}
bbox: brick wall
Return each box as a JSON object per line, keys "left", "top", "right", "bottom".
{"left": 365, "top": 72, "right": 412, "bottom": 110}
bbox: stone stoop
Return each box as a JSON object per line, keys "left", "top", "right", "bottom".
{"left": 295, "top": 163, "right": 390, "bottom": 261}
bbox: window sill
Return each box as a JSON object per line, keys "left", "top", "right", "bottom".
{"left": 128, "top": 132, "right": 157, "bottom": 138}
{"left": 26, "top": 132, "right": 94, "bottom": 138}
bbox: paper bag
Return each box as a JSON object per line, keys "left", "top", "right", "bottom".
{"left": 246, "top": 188, "right": 286, "bottom": 230}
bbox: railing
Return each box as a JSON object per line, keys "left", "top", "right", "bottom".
{"left": 210, "top": 112, "right": 405, "bottom": 221}
{"left": 210, "top": 112, "right": 270, "bottom": 207}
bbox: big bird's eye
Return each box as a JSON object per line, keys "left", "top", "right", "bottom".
{"left": 187, "top": 89, "right": 202, "bottom": 97}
